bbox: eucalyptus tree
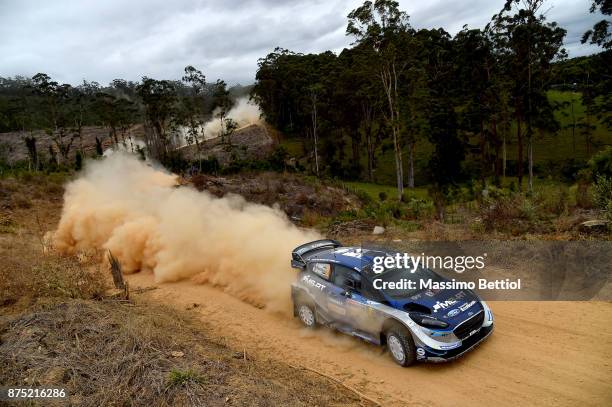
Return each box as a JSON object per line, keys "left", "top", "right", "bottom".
{"left": 582, "top": 1, "right": 611, "bottom": 132}
{"left": 454, "top": 27, "right": 503, "bottom": 187}
{"left": 417, "top": 28, "right": 465, "bottom": 220}
{"left": 31, "top": 73, "right": 75, "bottom": 164}
{"left": 181, "top": 65, "right": 207, "bottom": 168}
{"left": 211, "top": 79, "right": 234, "bottom": 144}
{"left": 136, "top": 77, "right": 179, "bottom": 160}
{"left": 490, "top": 0, "right": 566, "bottom": 192}
{"left": 347, "top": 0, "right": 412, "bottom": 199}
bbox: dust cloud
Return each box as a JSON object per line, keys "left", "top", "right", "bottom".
{"left": 202, "top": 97, "right": 262, "bottom": 139}
{"left": 52, "top": 154, "right": 319, "bottom": 311}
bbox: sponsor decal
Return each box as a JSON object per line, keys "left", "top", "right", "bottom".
{"left": 424, "top": 290, "right": 435, "bottom": 297}
{"left": 302, "top": 275, "right": 326, "bottom": 291}
{"left": 335, "top": 247, "right": 363, "bottom": 258}
{"left": 432, "top": 299, "right": 457, "bottom": 313}
{"left": 446, "top": 308, "right": 460, "bottom": 317}
{"left": 459, "top": 300, "right": 476, "bottom": 312}
{"left": 416, "top": 348, "right": 426, "bottom": 358}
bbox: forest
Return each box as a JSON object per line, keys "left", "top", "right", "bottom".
{"left": 0, "top": 0, "right": 610, "bottom": 220}
{"left": 252, "top": 0, "right": 611, "bottom": 202}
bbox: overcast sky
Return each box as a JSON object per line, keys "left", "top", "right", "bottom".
{"left": 0, "top": 0, "right": 605, "bottom": 86}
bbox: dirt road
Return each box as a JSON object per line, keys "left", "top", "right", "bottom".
{"left": 128, "top": 273, "right": 611, "bottom": 406}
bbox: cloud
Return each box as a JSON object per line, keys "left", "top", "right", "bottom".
{"left": 0, "top": 0, "right": 605, "bottom": 85}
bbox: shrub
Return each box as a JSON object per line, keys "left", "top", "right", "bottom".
{"left": 354, "top": 189, "right": 373, "bottom": 205}
{"left": 378, "top": 191, "right": 388, "bottom": 202}
{"left": 593, "top": 175, "right": 612, "bottom": 210}
{"left": 572, "top": 183, "right": 593, "bottom": 208}
{"left": 267, "top": 146, "right": 289, "bottom": 172}
{"left": 518, "top": 198, "right": 537, "bottom": 222}
{"left": 536, "top": 185, "right": 569, "bottom": 215}
{"left": 404, "top": 198, "right": 434, "bottom": 219}
{"left": 589, "top": 146, "right": 612, "bottom": 178}
{"left": 167, "top": 369, "right": 203, "bottom": 387}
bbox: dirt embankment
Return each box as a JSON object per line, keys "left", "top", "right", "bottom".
{"left": 189, "top": 171, "right": 361, "bottom": 220}
{"left": 179, "top": 124, "right": 275, "bottom": 165}
{"left": 0, "top": 125, "right": 144, "bottom": 164}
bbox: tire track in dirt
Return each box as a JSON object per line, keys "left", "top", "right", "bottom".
{"left": 126, "top": 272, "right": 612, "bottom": 407}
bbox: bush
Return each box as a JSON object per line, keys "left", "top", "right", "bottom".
{"left": 267, "top": 146, "right": 288, "bottom": 172}
{"left": 404, "top": 197, "right": 434, "bottom": 219}
{"left": 167, "top": 369, "right": 203, "bottom": 387}
{"left": 572, "top": 183, "right": 593, "bottom": 208}
{"left": 589, "top": 146, "right": 612, "bottom": 178}
{"left": 593, "top": 175, "right": 612, "bottom": 211}
{"left": 378, "top": 191, "right": 388, "bottom": 202}
{"left": 354, "top": 189, "right": 373, "bottom": 205}
{"left": 535, "top": 185, "right": 569, "bottom": 216}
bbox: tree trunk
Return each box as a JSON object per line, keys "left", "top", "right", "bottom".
{"left": 407, "top": 140, "right": 415, "bottom": 189}
{"left": 362, "top": 102, "right": 375, "bottom": 182}
{"left": 311, "top": 95, "right": 319, "bottom": 177}
{"left": 517, "top": 117, "right": 523, "bottom": 192}
{"left": 480, "top": 119, "right": 486, "bottom": 188}
{"left": 381, "top": 62, "right": 404, "bottom": 200}
{"left": 528, "top": 134, "right": 533, "bottom": 193}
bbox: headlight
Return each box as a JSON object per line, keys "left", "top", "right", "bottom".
{"left": 410, "top": 313, "right": 449, "bottom": 329}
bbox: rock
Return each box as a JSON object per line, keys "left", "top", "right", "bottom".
{"left": 372, "top": 226, "right": 385, "bottom": 235}
{"left": 170, "top": 351, "right": 184, "bottom": 358}
{"left": 578, "top": 220, "right": 609, "bottom": 233}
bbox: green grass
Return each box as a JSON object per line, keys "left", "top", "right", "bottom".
{"left": 342, "top": 180, "right": 428, "bottom": 201}
{"left": 278, "top": 138, "right": 303, "bottom": 158}
{"left": 166, "top": 369, "right": 203, "bottom": 387}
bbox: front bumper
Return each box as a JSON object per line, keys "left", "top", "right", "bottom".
{"left": 424, "top": 324, "right": 494, "bottom": 362}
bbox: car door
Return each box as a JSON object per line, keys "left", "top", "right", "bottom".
{"left": 332, "top": 265, "right": 381, "bottom": 337}
{"left": 305, "top": 262, "right": 345, "bottom": 323}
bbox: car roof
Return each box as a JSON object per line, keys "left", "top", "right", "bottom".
{"left": 306, "top": 246, "right": 387, "bottom": 272}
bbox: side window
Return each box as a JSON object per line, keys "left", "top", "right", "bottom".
{"left": 332, "top": 265, "right": 361, "bottom": 291}
{"left": 309, "top": 262, "right": 331, "bottom": 280}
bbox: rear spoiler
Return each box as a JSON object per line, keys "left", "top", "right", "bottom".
{"left": 291, "top": 239, "right": 342, "bottom": 270}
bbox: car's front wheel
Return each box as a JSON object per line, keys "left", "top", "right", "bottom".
{"left": 296, "top": 303, "right": 316, "bottom": 329}
{"left": 385, "top": 324, "right": 416, "bottom": 367}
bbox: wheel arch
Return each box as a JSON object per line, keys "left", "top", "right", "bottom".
{"left": 380, "top": 317, "right": 415, "bottom": 346}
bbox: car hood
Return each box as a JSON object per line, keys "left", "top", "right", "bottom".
{"left": 387, "top": 288, "right": 483, "bottom": 326}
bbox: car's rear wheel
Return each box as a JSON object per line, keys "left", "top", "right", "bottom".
{"left": 385, "top": 324, "right": 416, "bottom": 367}
{"left": 297, "top": 303, "right": 316, "bottom": 328}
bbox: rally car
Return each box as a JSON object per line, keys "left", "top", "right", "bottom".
{"left": 290, "top": 240, "right": 494, "bottom": 366}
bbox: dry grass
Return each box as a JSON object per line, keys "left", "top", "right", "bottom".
{"left": 0, "top": 298, "right": 371, "bottom": 406}
{"left": 0, "top": 171, "right": 373, "bottom": 407}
